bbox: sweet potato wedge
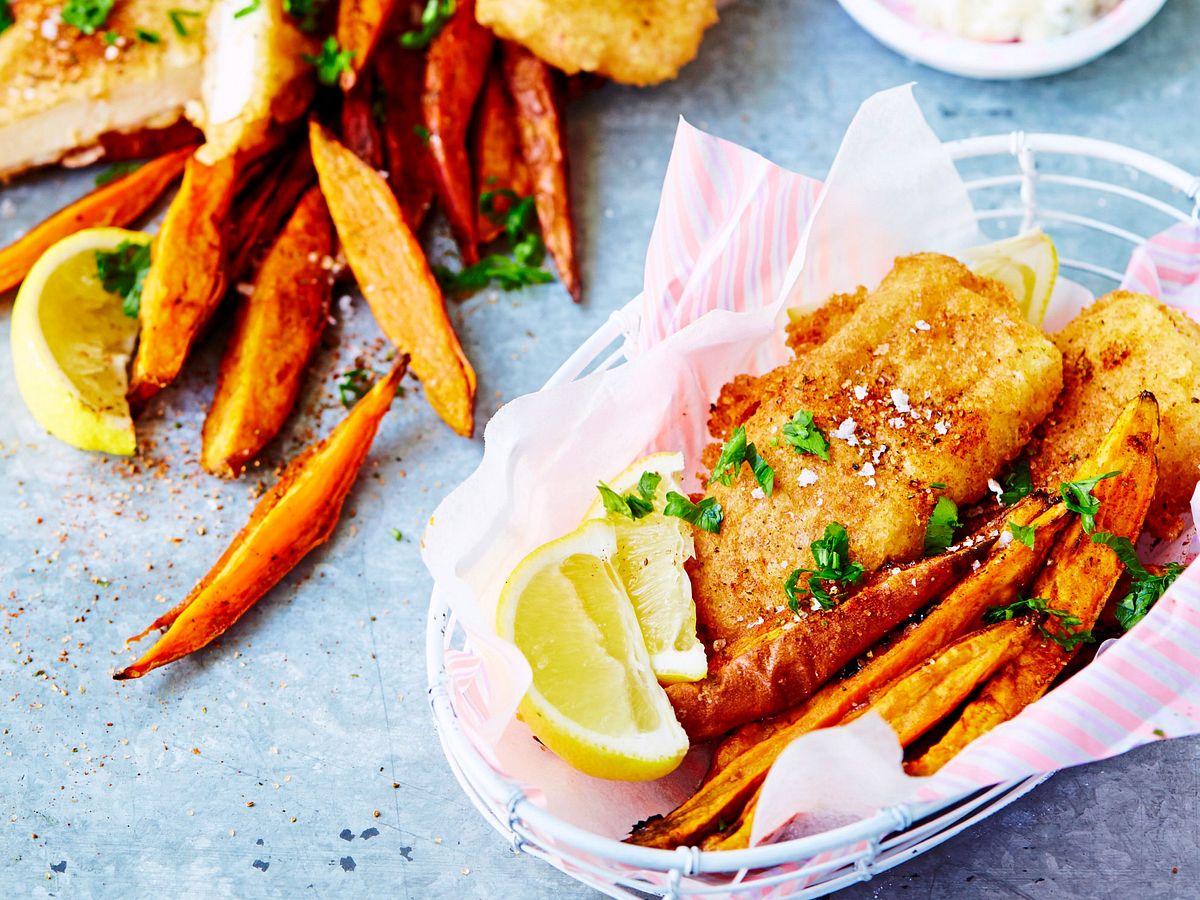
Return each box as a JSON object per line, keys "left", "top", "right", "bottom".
{"left": 116, "top": 357, "right": 408, "bottom": 679}
{"left": 423, "top": 0, "right": 494, "bottom": 263}
{"left": 666, "top": 539, "right": 988, "bottom": 742}
{"left": 310, "top": 119, "right": 476, "bottom": 436}
{"left": 128, "top": 154, "right": 239, "bottom": 408}
{"left": 907, "top": 393, "right": 1161, "bottom": 776}
{"left": 336, "top": 0, "right": 398, "bottom": 91}
{"left": 341, "top": 68, "right": 385, "bottom": 170}
{"left": 0, "top": 146, "right": 195, "bottom": 293}
{"left": 501, "top": 41, "right": 581, "bottom": 301}
{"left": 705, "top": 495, "right": 1065, "bottom": 779}
{"left": 201, "top": 186, "right": 334, "bottom": 477}
{"left": 472, "top": 63, "right": 531, "bottom": 244}
{"left": 375, "top": 48, "right": 438, "bottom": 229}
{"left": 96, "top": 120, "right": 206, "bottom": 162}
{"left": 227, "top": 144, "right": 317, "bottom": 284}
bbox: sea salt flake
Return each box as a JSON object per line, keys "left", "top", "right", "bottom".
{"left": 853, "top": 385, "right": 868, "bottom": 401}
{"left": 751, "top": 487, "right": 765, "bottom": 500}
{"left": 858, "top": 462, "right": 876, "bottom": 478}
{"left": 998, "top": 531, "right": 1014, "bottom": 549}
{"left": 832, "top": 417, "right": 859, "bottom": 446}
{"left": 934, "top": 420, "right": 950, "bottom": 435}
{"left": 914, "top": 319, "right": 931, "bottom": 331}
{"left": 889, "top": 389, "right": 911, "bottom": 413}
{"left": 797, "top": 469, "right": 818, "bottom": 487}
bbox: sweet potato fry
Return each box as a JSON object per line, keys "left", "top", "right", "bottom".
{"left": 96, "top": 121, "right": 206, "bottom": 162}
{"left": 666, "top": 539, "right": 988, "bottom": 742}
{"left": 115, "top": 358, "right": 408, "bottom": 679}
{"left": 423, "top": 0, "right": 494, "bottom": 263}
{"left": 907, "top": 392, "right": 1161, "bottom": 776}
{"left": 227, "top": 145, "right": 316, "bottom": 284}
{"left": 0, "top": 146, "right": 194, "bottom": 293}
{"left": 310, "top": 119, "right": 476, "bottom": 436}
{"left": 201, "top": 186, "right": 334, "bottom": 477}
{"left": 472, "top": 64, "right": 531, "bottom": 244}
{"left": 341, "top": 68, "right": 385, "bottom": 170}
{"left": 336, "top": 0, "right": 398, "bottom": 91}
{"left": 375, "top": 48, "right": 438, "bottom": 229}
{"left": 501, "top": 41, "right": 581, "bottom": 301}
{"left": 128, "top": 154, "right": 239, "bottom": 408}
{"left": 706, "top": 495, "right": 1065, "bottom": 779}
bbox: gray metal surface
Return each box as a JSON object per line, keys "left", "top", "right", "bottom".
{"left": 2, "top": 0, "right": 1198, "bottom": 896}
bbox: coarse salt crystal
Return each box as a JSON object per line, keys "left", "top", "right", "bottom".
{"left": 934, "top": 420, "right": 949, "bottom": 435}
{"left": 832, "top": 417, "right": 858, "bottom": 446}
{"left": 854, "top": 385, "right": 868, "bottom": 401}
{"left": 998, "top": 531, "right": 1014, "bottom": 549}
{"left": 972, "top": 560, "right": 982, "bottom": 571}
{"left": 858, "top": 462, "right": 876, "bottom": 478}
{"left": 751, "top": 487, "right": 765, "bottom": 500}
{"left": 888, "top": 417, "right": 907, "bottom": 429}
{"left": 104, "top": 45, "right": 119, "bottom": 61}
{"left": 797, "top": 469, "right": 818, "bottom": 487}
{"left": 914, "top": 319, "right": 931, "bottom": 331}
{"left": 889, "top": 388, "right": 910, "bottom": 413}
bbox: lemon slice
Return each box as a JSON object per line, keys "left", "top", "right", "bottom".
{"left": 585, "top": 452, "right": 707, "bottom": 684}
{"left": 497, "top": 519, "right": 689, "bottom": 781}
{"left": 960, "top": 229, "right": 1058, "bottom": 327}
{"left": 10, "top": 228, "right": 145, "bottom": 456}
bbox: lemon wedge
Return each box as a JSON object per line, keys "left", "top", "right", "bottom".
{"left": 497, "top": 519, "right": 689, "bottom": 781}
{"left": 585, "top": 452, "right": 707, "bottom": 684}
{"left": 10, "top": 228, "right": 146, "bottom": 456}
{"left": 961, "top": 228, "right": 1058, "bottom": 327}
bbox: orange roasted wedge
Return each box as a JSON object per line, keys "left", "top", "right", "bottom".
{"left": 376, "top": 47, "right": 438, "bottom": 229}
{"left": 336, "top": 0, "right": 397, "bottom": 91}
{"left": 472, "top": 62, "right": 531, "bottom": 244}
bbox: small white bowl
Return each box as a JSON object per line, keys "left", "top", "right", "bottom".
{"left": 836, "top": 0, "right": 1167, "bottom": 80}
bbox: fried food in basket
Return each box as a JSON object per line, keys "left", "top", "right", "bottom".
{"left": 1029, "top": 292, "right": 1200, "bottom": 541}
{"left": 0, "top": 146, "right": 195, "bottom": 294}
{"left": 116, "top": 357, "right": 408, "bottom": 679}
{"left": 201, "top": 186, "right": 334, "bottom": 477}
{"left": 689, "top": 254, "right": 1062, "bottom": 649}
{"left": 476, "top": 0, "right": 719, "bottom": 87}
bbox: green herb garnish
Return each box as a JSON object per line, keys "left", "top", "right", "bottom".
{"left": 784, "top": 523, "right": 864, "bottom": 613}
{"left": 94, "top": 161, "right": 143, "bottom": 186}
{"left": 168, "top": 8, "right": 202, "bottom": 36}
{"left": 283, "top": 0, "right": 327, "bottom": 32}
{"left": 780, "top": 410, "right": 829, "bottom": 461}
{"left": 233, "top": 0, "right": 260, "bottom": 17}
{"left": 597, "top": 471, "right": 661, "bottom": 520}
{"left": 390, "top": 528, "right": 403, "bottom": 542}
{"left": 95, "top": 241, "right": 151, "bottom": 318}
{"left": 335, "top": 368, "right": 375, "bottom": 407}
{"left": 398, "top": 0, "right": 455, "bottom": 49}
{"left": 1008, "top": 521, "right": 1036, "bottom": 549}
{"left": 984, "top": 596, "right": 1095, "bottom": 651}
{"left": 710, "top": 426, "right": 774, "bottom": 495}
{"left": 663, "top": 492, "right": 723, "bottom": 534}
{"left": 1060, "top": 471, "right": 1120, "bottom": 533}
{"left": 931, "top": 481, "right": 948, "bottom": 489}
{"left": 1091, "top": 531, "right": 1185, "bottom": 630}
{"left": 923, "top": 496, "right": 961, "bottom": 555}
{"left": 304, "top": 36, "right": 355, "bottom": 86}
{"left": 0, "top": 0, "right": 14, "bottom": 35}
{"left": 999, "top": 459, "right": 1033, "bottom": 506}
{"left": 135, "top": 28, "right": 161, "bottom": 43}
{"left": 63, "top": 0, "right": 114, "bottom": 34}
{"left": 102, "top": 29, "right": 120, "bottom": 44}
{"left": 435, "top": 189, "right": 554, "bottom": 295}
{"left": 413, "top": 124, "right": 431, "bottom": 144}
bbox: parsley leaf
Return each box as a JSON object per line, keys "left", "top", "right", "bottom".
{"left": 434, "top": 256, "right": 554, "bottom": 293}
{"left": 1008, "top": 521, "right": 1036, "bottom": 549}
{"left": 304, "top": 36, "right": 355, "bottom": 86}
{"left": 709, "top": 426, "right": 774, "bottom": 495}
{"left": 1091, "top": 531, "right": 1184, "bottom": 630}
{"left": 95, "top": 241, "right": 151, "bottom": 317}
{"left": 335, "top": 368, "right": 375, "bottom": 407}
{"left": 636, "top": 471, "right": 662, "bottom": 504}
{"left": 390, "top": 528, "right": 403, "bottom": 542}
{"left": 436, "top": 189, "right": 554, "bottom": 295}
{"left": 283, "top": 0, "right": 327, "bottom": 32}
{"left": 62, "top": 0, "right": 114, "bottom": 34}
{"left": 234, "top": 0, "right": 260, "bottom": 17}
{"left": 0, "top": 0, "right": 13, "bottom": 35}
{"left": 135, "top": 27, "right": 161, "bottom": 43}
{"left": 984, "top": 596, "right": 1095, "bottom": 651}
{"left": 923, "top": 496, "right": 961, "bottom": 555}
{"left": 663, "top": 492, "right": 723, "bottom": 534}
{"left": 780, "top": 410, "right": 829, "bottom": 461}
{"left": 399, "top": 0, "right": 456, "bottom": 49}
{"left": 931, "top": 481, "right": 948, "bottom": 489}
{"left": 1060, "top": 471, "right": 1120, "bottom": 533}
{"left": 999, "top": 459, "right": 1033, "bottom": 506}
{"left": 744, "top": 443, "right": 774, "bottom": 496}
{"left": 168, "top": 8, "right": 202, "bottom": 36}
{"left": 413, "top": 123, "right": 431, "bottom": 144}
{"left": 596, "top": 472, "right": 661, "bottom": 520}
{"left": 784, "top": 523, "right": 864, "bottom": 613}
{"left": 94, "top": 160, "right": 143, "bottom": 186}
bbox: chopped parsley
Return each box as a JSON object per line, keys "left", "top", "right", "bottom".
{"left": 413, "top": 124, "right": 431, "bottom": 144}
{"left": 62, "top": 0, "right": 114, "bottom": 34}
{"left": 596, "top": 473, "right": 658, "bottom": 521}
{"left": 784, "top": 523, "right": 864, "bottom": 613}
{"left": 1008, "top": 521, "right": 1036, "bottom": 549}
{"left": 1091, "top": 531, "right": 1185, "bottom": 630}
{"left": 95, "top": 241, "right": 151, "bottom": 318}
{"left": 234, "top": 0, "right": 261, "bottom": 17}
{"left": 283, "top": 0, "right": 327, "bottom": 32}
{"left": 335, "top": 368, "right": 375, "bottom": 407}
{"left": 135, "top": 28, "right": 161, "bottom": 43}
{"left": 94, "top": 160, "right": 143, "bottom": 186}
{"left": 663, "top": 492, "right": 723, "bottom": 534}
{"left": 931, "top": 481, "right": 948, "bottom": 489}
{"left": 999, "top": 459, "right": 1033, "bottom": 505}
{"left": 390, "top": 528, "right": 403, "bottom": 542}
{"left": 1060, "top": 471, "right": 1120, "bottom": 533}
{"left": 399, "top": 0, "right": 456, "bottom": 49}
{"left": 923, "top": 496, "right": 961, "bottom": 555}
{"left": 710, "top": 426, "right": 774, "bottom": 495}
{"left": 984, "top": 595, "right": 1094, "bottom": 652}
{"left": 435, "top": 189, "right": 554, "bottom": 295}
{"left": 780, "top": 410, "right": 830, "bottom": 461}
{"left": 103, "top": 29, "right": 120, "bottom": 44}
{"left": 0, "top": 0, "right": 13, "bottom": 35}
{"left": 168, "top": 8, "right": 202, "bottom": 36}
{"left": 304, "top": 36, "right": 355, "bottom": 86}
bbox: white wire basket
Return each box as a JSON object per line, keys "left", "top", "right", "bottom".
{"left": 426, "top": 132, "right": 1200, "bottom": 899}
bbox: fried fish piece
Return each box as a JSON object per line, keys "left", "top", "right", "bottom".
{"left": 689, "top": 253, "right": 1063, "bottom": 647}
{"left": 1028, "top": 291, "right": 1200, "bottom": 540}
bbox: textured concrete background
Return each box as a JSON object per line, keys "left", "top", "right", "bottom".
{"left": 2, "top": 1, "right": 1199, "bottom": 897}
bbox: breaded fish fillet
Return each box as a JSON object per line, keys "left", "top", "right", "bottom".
{"left": 1029, "top": 291, "right": 1200, "bottom": 540}
{"left": 690, "top": 253, "right": 1063, "bottom": 647}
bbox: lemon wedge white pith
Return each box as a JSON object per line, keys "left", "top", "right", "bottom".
{"left": 10, "top": 227, "right": 145, "bottom": 455}
{"left": 960, "top": 228, "right": 1058, "bottom": 327}
{"left": 497, "top": 519, "right": 689, "bottom": 781}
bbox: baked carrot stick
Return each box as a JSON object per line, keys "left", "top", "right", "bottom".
{"left": 501, "top": 41, "right": 581, "bottom": 301}
{"left": 310, "top": 119, "right": 476, "bottom": 436}
{"left": 472, "top": 62, "right": 531, "bottom": 244}
{"left": 128, "top": 153, "right": 238, "bottom": 408}
{"left": 375, "top": 48, "right": 438, "bottom": 229}
{"left": 341, "top": 67, "right": 385, "bottom": 170}
{"left": 0, "top": 145, "right": 195, "bottom": 293}
{"left": 336, "top": 0, "right": 398, "bottom": 91}
{"left": 201, "top": 186, "right": 334, "bottom": 477}
{"left": 423, "top": 0, "right": 493, "bottom": 263}
{"left": 115, "top": 357, "right": 408, "bottom": 679}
